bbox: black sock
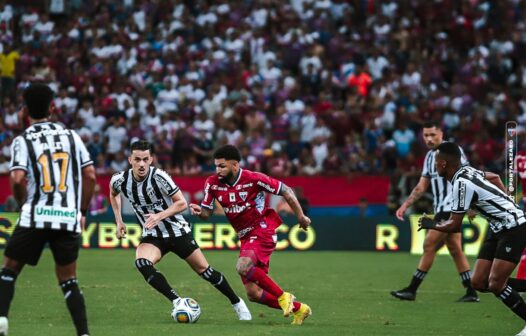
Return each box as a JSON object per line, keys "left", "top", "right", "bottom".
{"left": 459, "top": 271, "right": 477, "bottom": 294}
{"left": 135, "top": 258, "right": 179, "bottom": 302}
{"left": 0, "top": 268, "right": 17, "bottom": 317}
{"left": 59, "top": 278, "right": 89, "bottom": 336}
{"left": 508, "top": 278, "right": 526, "bottom": 292}
{"left": 407, "top": 269, "right": 427, "bottom": 292}
{"left": 200, "top": 266, "right": 240, "bottom": 304}
{"left": 497, "top": 285, "right": 526, "bottom": 321}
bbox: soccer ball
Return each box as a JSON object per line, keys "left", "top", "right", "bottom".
{"left": 172, "top": 298, "right": 201, "bottom": 323}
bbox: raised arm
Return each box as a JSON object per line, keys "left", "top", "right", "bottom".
{"left": 280, "top": 184, "right": 311, "bottom": 231}
{"left": 396, "top": 176, "right": 430, "bottom": 220}
{"left": 484, "top": 171, "right": 506, "bottom": 193}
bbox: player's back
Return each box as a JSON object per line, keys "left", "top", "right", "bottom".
{"left": 10, "top": 121, "right": 93, "bottom": 232}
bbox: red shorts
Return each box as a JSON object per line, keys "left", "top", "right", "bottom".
{"left": 240, "top": 228, "right": 277, "bottom": 283}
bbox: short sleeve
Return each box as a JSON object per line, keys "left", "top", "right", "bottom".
{"left": 73, "top": 131, "right": 93, "bottom": 168}
{"left": 200, "top": 178, "right": 215, "bottom": 210}
{"left": 254, "top": 172, "right": 282, "bottom": 195}
{"left": 451, "top": 178, "right": 474, "bottom": 214}
{"left": 110, "top": 172, "right": 125, "bottom": 194}
{"left": 9, "top": 136, "right": 28, "bottom": 171}
{"left": 154, "top": 169, "right": 179, "bottom": 197}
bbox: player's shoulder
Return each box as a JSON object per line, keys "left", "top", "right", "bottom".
{"left": 152, "top": 167, "right": 174, "bottom": 182}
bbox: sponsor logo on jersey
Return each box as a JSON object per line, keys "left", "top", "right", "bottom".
{"left": 224, "top": 203, "right": 250, "bottom": 214}
{"left": 25, "top": 128, "right": 71, "bottom": 141}
{"left": 229, "top": 193, "right": 236, "bottom": 202}
{"left": 211, "top": 185, "right": 227, "bottom": 191}
{"left": 257, "top": 181, "right": 275, "bottom": 193}
{"left": 458, "top": 182, "right": 466, "bottom": 208}
{"left": 35, "top": 205, "right": 77, "bottom": 224}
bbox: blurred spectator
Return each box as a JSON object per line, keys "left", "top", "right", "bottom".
{"left": 89, "top": 184, "right": 109, "bottom": 216}
{"left": 0, "top": 43, "right": 19, "bottom": 100}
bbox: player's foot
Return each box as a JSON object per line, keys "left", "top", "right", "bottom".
{"left": 232, "top": 298, "right": 252, "bottom": 320}
{"left": 516, "top": 324, "right": 526, "bottom": 336}
{"left": 456, "top": 292, "right": 480, "bottom": 303}
{"left": 390, "top": 288, "right": 416, "bottom": 301}
{"left": 277, "top": 292, "right": 296, "bottom": 317}
{"left": 291, "top": 303, "right": 312, "bottom": 325}
{"left": 0, "top": 316, "right": 8, "bottom": 336}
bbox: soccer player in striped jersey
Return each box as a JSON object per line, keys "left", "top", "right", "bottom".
{"left": 391, "top": 122, "right": 478, "bottom": 302}
{"left": 419, "top": 142, "right": 526, "bottom": 336}
{"left": 0, "top": 83, "right": 96, "bottom": 336}
{"left": 109, "top": 140, "right": 251, "bottom": 320}
{"left": 189, "top": 145, "right": 312, "bottom": 325}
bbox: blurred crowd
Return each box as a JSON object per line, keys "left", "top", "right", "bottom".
{"left": 1, "top": 0, "right": 526, "bottom": 205}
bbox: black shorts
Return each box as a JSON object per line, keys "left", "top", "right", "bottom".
{"left": 477, "top": 224, "right": 526, "bottom": 263}
{"left": 140, "top": 234, "right": 199, "bottom": 260}
{"left": 4, "top": 226, "right": 81, "bottom": 266}
{"left": 433, "top": 212, "right": 451, "bottom": 222}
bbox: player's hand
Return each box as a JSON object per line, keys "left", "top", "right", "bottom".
{"left": 144, "top": 213, "right": 162, "bottom": 229}
{"left": 189, "top": 203, "right": 202, "bottom": 216}
{"left": 116, "top": 222, "right": 127, "bottom": 239}
{"left": 395, "top": 204, "right": 407, "bottom": 221}
{"left": 418, "top": 213, "right": 436, "bottom": 231}
{"left": 298, "top": 215, "right": 311, "bottom": 231}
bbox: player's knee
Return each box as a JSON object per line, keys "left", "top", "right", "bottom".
{"left": 488, "top": 276, "right": 507, "bottom": 294}
{"left": 245, "top": 288, "right": 261, "bottom": 302}
{"left": 135, "top": 258, "right": 155, "bottom": 281}
{"left": 236, "top": 260, "right": 252, "bottom": 276}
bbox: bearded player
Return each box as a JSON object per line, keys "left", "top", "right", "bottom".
{"left": 189, "top": 145, "right": 312, "bottom": 325}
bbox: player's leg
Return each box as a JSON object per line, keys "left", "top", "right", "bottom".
{"left": 0, "top": 226, "right": 46, "bottom": 336}
{"left": 444, "top": 232, "right": 479, "bottom": 302}
{"left": 391, "top": 229, "right": 447, "bottom": 300}
{"left": 50, "top": 230, "right": 88, "bottom": 336}
{"left": 237, "top": 235, "right": 306, "bottom": 318}
{"left": 183, "top": 245, "right": 251, "bottom": 320}
{"left": 135, "top": 241, "right": 179, "bottom": 304}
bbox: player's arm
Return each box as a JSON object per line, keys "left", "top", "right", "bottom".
{"left": 9, "top": 169, "right": 27, "bottom": 207}
{"left": 396, "top": 176, "right": 430, "bottom": 220}
{"left": 189, "top": 203, "right": 213, "bottom": 220}
{"left": 484, "top": 171, "right": 506, "bottom": 193}
{"left": 81, "top": 165, "right": 96, "bottom": 215}
{"left": 109, "top": 183, "right": 127, "bottom": 239}
{"left": 419, "top": 212, "right": 464, "bottom": 233}
{"left": 144, "top": 190, "right": 188, "bottom": 229}
{"left": 280, "top": 183, "right": 311, "bottom": 231}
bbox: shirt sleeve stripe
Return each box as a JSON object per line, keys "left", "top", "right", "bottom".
{"left": 201, "top": 203, "right": 214, "bottom": 209}
{"left": 9, "top": 165, "right": 28, "bottom": 171}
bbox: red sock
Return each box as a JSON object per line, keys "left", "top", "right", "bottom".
{"left": 245, "top": 266, "right": 283, "bottom": 297}
{"left": 517, "top": 249, "right": 526, "bottom": 279}
{"left": 259, "top": 291, "right": 301, "bottom": 312}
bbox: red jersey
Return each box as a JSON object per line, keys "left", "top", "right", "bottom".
{"left": 517, "top": 151, "right": 526, "bottom": 207}
{"left": 201, "top": 169, "right": 284, "bottom": 237}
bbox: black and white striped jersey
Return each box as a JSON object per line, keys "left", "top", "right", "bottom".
{"left": 422, "top": 144, "right": 468, "bottom": 213}
{"left": 9, "top": 121, "right": 93, "bottom": 233}
{"left": 110, "top": 167, "right": 191, "bottom": 238}
{"left": 451, "top": 166, "right": 526, "bottom": 233}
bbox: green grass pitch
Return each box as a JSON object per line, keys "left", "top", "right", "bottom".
{"left": 4, "top": 250, "right": 524, "bottom": 335}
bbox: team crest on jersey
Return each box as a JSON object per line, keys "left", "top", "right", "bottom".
{"left": 239, "top": 191, "right": 248, "bottom": 201}
{"left": 147, "top": 187, "right": 156, "bottom": 199}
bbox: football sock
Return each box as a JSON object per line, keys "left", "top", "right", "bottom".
{"left": 60, "top": 278, "right": 89, "bottom": 336}
{"left": 245, "top": 266, "right": 283, "bottom": 298}
{"left": 459, "top": 271, "right": 476, "bottom": 294}
{"left": 508, "top": 278, "right": 526, "bottom": 292}
{"left": 135, "top": 258, "right": 179, "bottom": 302}
{"left": 0, "top": 268, "right": 17, "bottom": 317}
{"left": 258, "top": 291, "right": 301, "bottom": 312}
{"left": 497, "top": 285, "right": 526, "bottom": 321}
{"left": 407, "top": 269, "right": 427, "bottom": 292}
{"left": 200, "top": 266, "right": 240, "bottom": 304}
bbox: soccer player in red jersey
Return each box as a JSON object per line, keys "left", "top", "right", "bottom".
{"left": 189, "top": 145, "right": 312, "bottom": 325}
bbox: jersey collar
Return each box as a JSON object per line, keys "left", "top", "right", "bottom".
{"left": 226, "top": 168, "right": 243, "bottom": 187}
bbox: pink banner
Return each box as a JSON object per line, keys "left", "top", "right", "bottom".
{"left": 0, "top": 174, "right": 389, "bottom": 206}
